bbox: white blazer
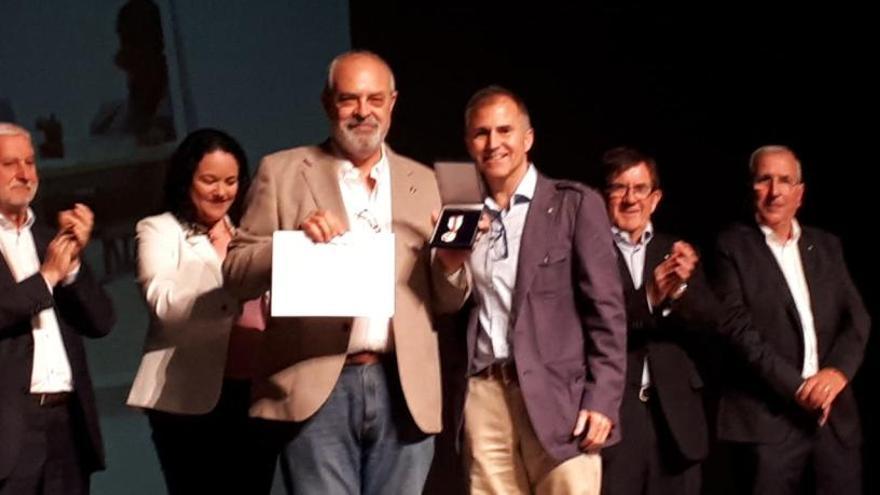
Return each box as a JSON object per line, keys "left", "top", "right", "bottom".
{"left": 127, "top": 212, "right": 239, "bottom": 414}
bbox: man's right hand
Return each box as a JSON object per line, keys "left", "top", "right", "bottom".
{"left": 300, "top": 210, "right": 346, "bottom": 243}
{"left": 647, "top": 240, "right": 698, "bottom": 307}
{"left": 432, "top": 210, "right": 489, "bottom": 275}
{"left": 40, "top": 233, "right": 78, "bottom": 287}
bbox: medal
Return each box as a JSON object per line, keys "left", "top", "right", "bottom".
{"left": 441, "top": 214, "right": 464, "bottom": 243}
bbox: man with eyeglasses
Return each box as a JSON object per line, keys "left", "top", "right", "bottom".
{"left": 599, "top": 147, "right": 717, "bottom": 495}
{"left": 711, "top": 145, "right": 869, "bottom": 494}
{"left": 455, "top": 86, "right": 626, "bottom": 494}
{"left": 223, "top": 51, "right": 470, "bottom": 494}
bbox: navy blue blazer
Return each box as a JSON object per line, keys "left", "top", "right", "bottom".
{"left": 712, "top": 222, "right": 869, "bottom": 445}
{"left": 0, "top": 224, "right": 115, "bottom": 480}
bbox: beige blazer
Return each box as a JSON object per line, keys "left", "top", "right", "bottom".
{"left": 127, "top": 212, "right": 239, "bottom": 414}
{"left": 223, "top": 143, "right": 466, "bottom": 433}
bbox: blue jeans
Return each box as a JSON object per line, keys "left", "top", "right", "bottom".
{"left": 279, "top": 361, "right": 434, "bottom": 495}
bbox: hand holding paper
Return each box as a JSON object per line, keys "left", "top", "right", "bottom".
{"left": 271, "top": 231, "right": 395, "bottom": 318}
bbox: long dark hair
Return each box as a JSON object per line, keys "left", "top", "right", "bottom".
{"left": 162, "top": 128, "right": 251, "bottom": 224}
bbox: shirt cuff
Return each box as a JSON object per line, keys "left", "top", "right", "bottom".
{"left": 445, "top": 266, "right": 467, "bottom": 290}
{"left": 61, "top": 263, "right": 81, "bottom": 286}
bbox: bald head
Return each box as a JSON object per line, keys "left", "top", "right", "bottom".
{"left": 323, "top": 51, "right": 396, "bottom": 97}
{"left": 321, "top": 51, "right": 398, "bottom": 166}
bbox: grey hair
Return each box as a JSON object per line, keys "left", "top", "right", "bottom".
{"left": 323, "top": 50, "right": 396, "bottom": 97}
{"left": 0, "top": 122, "right": 31, "bottom": 140}
{"left": 749, "top": 145, "right": 802, "bottom": 183}
{"left": 464, "top": 85, "right": 532, "bottom": 130}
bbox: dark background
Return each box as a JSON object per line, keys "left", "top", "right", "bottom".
{"left": 350, "top": 1, "right": 877, "bottom": 492}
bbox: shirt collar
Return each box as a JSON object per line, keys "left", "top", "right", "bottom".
{"left": 337, "top": 144, "right": 389, "bottom": 185}
{"left": 759, "top": 218, "right": 801, "bottom": 246}
{"left": 484, "top": 164, "right": 537, "bottom": 212}
{"left": 612, "top": 222, "right": 654, "bottom": 248}
{"left": 0, "top": 208, "right": 36, "bottom": 232}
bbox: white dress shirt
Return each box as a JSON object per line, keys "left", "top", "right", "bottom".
{"left": 0, "top": 209, "right": 74, "bottom": 393}
{"left": 760, "top": 220, "right": 819, "bottom": 378}
{"left": 336, "top": 146, "right": 394, "bottom": 353}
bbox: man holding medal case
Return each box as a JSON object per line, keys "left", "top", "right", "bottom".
{"left": 430, "top": 160, "right": 486, "bottom": 249}
{"left": 438, "top": 86, "right": 627, "bottom": 495}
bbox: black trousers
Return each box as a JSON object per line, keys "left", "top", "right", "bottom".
{"left": 602, "top": 385, "right": 700, "bottom": 495}
{"left": 725, "top": 421, "right": 862, "bottom": 495}
{"left": 0, "top": 395, "right": 90, "bottom": 495}
{"left": 147, "top": 379, "right": 278, "bottom": 495}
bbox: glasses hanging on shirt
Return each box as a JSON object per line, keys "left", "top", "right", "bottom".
{"left": 355, "top": 209, "right": 382, "bottom": 233}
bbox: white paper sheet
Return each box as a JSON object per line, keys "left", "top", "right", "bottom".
{"left": 270, "top": 231, "right": 395, "bottom": 317}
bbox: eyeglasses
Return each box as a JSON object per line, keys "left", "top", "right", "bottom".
{"left": 355, "top": 209, "right": 381, "bottom": 233}
{"left": 484, "top": 207, "right": 509, "bottom": 261}
{"left": 606, "top": 183, "right": 655, "bottom": 200}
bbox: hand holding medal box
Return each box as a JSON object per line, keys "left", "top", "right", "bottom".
{"left": 430, "top": 161, "right": 485, "bottom": 249}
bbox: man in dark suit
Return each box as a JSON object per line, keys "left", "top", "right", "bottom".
{"left": 457, "top": 86, "right": 627, "bottom": 494}
{"left": 712, "top": 145, "right": 870, "bottom": 495}
{"left": 598, "top": 147, "right": 716, "bottom": 495}
{"left": 0, "top": 123, "right": 115, "bottom": 495}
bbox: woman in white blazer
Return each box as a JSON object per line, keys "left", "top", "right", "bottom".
{"left": 126, "top": 129, "right": 275, "bottom": 494}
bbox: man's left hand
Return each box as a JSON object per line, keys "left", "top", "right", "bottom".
{"left": 647, "top": 241, "right": 698, "bottom": 307}
{"left": 796, "top": 367, "right": 848, "bottom": 414}
{"left": 572, "top": 409, "right": 613, "bottom": 452}
{"left": 57, "top": 203, "right": 94, "bottom": 253}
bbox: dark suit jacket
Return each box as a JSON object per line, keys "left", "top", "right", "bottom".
{"left": 611, "top": 232, "right": 716, "bottom": 463}
{"left": 712, "top": 222, "right": 870, "bottom": 445}
{"left": 0, "top": 224, "right": 115, "bottom": 480}
{"left": 461, "top": 173, "right": 627, "bottom": 462}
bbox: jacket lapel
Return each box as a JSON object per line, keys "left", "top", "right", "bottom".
{"left": 644, "top": 234, "right": 668, "bottom": 284}
{"left": 798, "top": 229, "right": 820, "bottom": 332}
{"left": 185, "top": 232, "right": 223, "bottom": 283}
{"left": 511, "top": 174, "right": 555, "bottom": 320}
{"left": 749, "top": 224, "right": 803, "bottom": 332}
{"left": 301, "top": 142, "right": 349, "bottom": 230}
{"left": 614, "top": 244, "right": 635, "bottom": 293}
{"left": 0, "top": 246, "right": 14, "bottom": 284}
{"left": 797, "top": 229, "right": 818, "bottom": 294}
{"left": 32, "top": 223, "right": 51, "bottom": 260}
{"left": 388, "top": 148, "right": 418, "bottom": 235}
{"left": 0, "top": 224, "right": 49, "bottom": 283}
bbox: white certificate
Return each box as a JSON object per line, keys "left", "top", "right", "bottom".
{"left": 270, "top": 231, "right": 395, "bottom": 317}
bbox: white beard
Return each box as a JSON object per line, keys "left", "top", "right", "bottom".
{"left": 332, "top": 118, "right": 385, "bottom": 161}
